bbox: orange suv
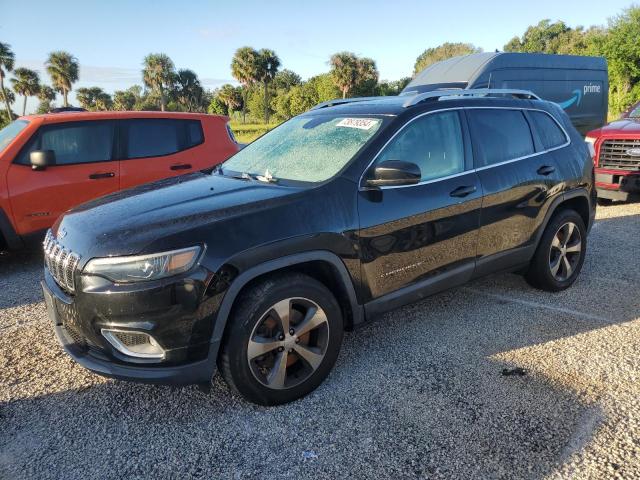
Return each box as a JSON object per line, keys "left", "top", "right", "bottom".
{"left": 0, "top": 110, "right": 239, "bottom": 249}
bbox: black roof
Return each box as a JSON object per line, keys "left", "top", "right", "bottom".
{"left": 302, "top": 93, "right": 553, "bottom": 117}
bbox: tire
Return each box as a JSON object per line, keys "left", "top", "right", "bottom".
{"left": 218, "top": 273, "right": 343, "bottom": 405}
{"left": 525, "top": 209, "right": 587, "bottom": 292}
{"left": 597, "top": 197, "right": 613, "bottom": 206}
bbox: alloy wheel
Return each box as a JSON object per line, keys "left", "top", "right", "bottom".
{"left": 247, "top": 297, "right": 330, "bottom": 390}
{"left": 548, "top": 221, "right": 582, "bottom": 281}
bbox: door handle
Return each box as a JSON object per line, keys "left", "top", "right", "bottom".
{"left": 449, "top": 185, "right": 477, "bottom": 198}
{"left": 170, "top": 164, "right": 192, "bottom": 171}
{"left": 88, "top": 172, "right": 115, "bottom": 179}
{"left": 537, "top": 165, "right": 556, "bottom": 176}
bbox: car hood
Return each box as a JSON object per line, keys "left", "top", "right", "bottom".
{"left": 594, "top": 118, "right": 640, "bottom": 135}
{"left": 54, "top": 172, "right": 303, "bottom": 257}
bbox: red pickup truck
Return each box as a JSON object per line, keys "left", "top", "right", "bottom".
{"left": 586, "top": 101, "right": 640, "bottom": 204}
{"left": 0, "top": 111, "right": 239, "bottom": 249}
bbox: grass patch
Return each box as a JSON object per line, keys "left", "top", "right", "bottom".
{"left": 229, "top": 122, "right": 280, "bottom": 144}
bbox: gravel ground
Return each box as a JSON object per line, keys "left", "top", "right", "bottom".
{"left": 1, "top": 203, "right": 639, "bottom": 479}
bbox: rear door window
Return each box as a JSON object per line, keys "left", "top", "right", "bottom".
{"left": 528, "top": 111, "right": 568, "bottom": 150}
{"left": 124, "top": 119, "right": 204, "bottom": 159}
{"left": 125, "top": 119, "right": 181, "bottom": 159}
{"left": 467, "top": 109, "right": 535, "bottom": 167}
{"left": 15, "top": 121, "right": 114, "bottom": 165}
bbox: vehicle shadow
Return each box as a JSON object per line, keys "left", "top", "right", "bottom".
{"left": 0, "top": 212, "right": 638, "bottom": 479}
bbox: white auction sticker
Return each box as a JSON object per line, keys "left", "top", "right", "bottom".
{"left": 336, "top": 118, "right": 379, "bottom": 130}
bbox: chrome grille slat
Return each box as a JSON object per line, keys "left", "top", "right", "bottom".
{"left": 43, "top": 230, "right": 81, "bottom": 293}
{"left": 599, "top": 139, "right": 640, "bottom": 171}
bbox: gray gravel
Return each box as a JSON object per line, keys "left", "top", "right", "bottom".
{"left": 1, "top": 203, "right": 639, "bottom": 479}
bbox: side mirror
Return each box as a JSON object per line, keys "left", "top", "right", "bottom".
{"left": 30, "top": 150, "right": 55, "bottom": 171}
{"left": 365, "top": 160, "right": 421, "bottom": 187}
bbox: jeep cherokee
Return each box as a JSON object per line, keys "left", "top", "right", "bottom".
{"left": 41, "top": 90, "right": 596, "bottom": 405}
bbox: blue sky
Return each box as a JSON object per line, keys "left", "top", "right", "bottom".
{"left": 1, "top": 0, "right": 635, "bottom": 113}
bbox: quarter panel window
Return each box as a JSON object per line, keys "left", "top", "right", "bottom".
{"left": 528, "top": 111, "right": 567, "bottom": 150}
{"left": 126, "top": 119, "right": 182, "bottom": 159}
{"left": 16, "top": 121, "right": 114, "bottom": 165}
{"left": 376, "top": 111, "right": 465, "bottom": 182}
{"left": 468, "top": 109, "right": 535, "bottom": 167}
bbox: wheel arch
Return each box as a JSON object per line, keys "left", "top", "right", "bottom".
{"left": 535, "top": 188, "right": 593, "bottom": 249}
{"left": 209, "top": 251, "right": 363, "bottom": 354}
{"left": 0, "top": 207, "right": 22, "bottom": 250}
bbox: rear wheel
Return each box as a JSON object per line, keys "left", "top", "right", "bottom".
{"left": 219, "top": 273, "right": 343, "bottom": 405}
{"left": 525, "top": 209, "right": 586, "bottom": 292}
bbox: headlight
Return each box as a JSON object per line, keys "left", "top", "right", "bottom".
{"left": 585, "top": 136, "right": 597, "bottom": 159}
{"left": 84, "top": 246, "right": 202, "bottom": 283}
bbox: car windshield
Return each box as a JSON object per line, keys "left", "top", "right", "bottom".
{"left": 0, "top": 120, "right": 29, "bottom": 154}
{"left": 629, "top": 104, "right": 640, "bottom": 118}
{"left": 221, "top": 115, "right": 384, "bottom": 183}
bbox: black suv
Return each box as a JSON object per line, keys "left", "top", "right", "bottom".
{"left": 42, "top": 90, "right": 596, "bottom": 405}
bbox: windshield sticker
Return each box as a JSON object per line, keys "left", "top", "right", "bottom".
{"left": 336, "top": 118, "right": 380, "bottom": 130}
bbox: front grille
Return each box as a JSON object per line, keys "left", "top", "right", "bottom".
{"left": 43, "top": 230, "right": 81, "bottom": 293}
{"left": 598, "top": 139, "right": 640, "bottom": 170}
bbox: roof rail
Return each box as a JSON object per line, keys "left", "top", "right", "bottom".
{"left": 402, "top": 89, "right": 540, "bottom": 108}
{"left": 310, "top": 96, "right": 381, "bottom": 110}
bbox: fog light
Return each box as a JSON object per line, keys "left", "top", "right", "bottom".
{"left": 101, "top": 329, "right": 165, "bottom": 360}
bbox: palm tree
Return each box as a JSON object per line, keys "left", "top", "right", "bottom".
{"left": 142, "top": 53, "right": 176, "bottom": 111}
{"left": 0, "top": 42, "right": 15, "bottom": 120}
{"left": 329, "top": 52, "right": 359, "bottom": 99}
{"left": 37, "top": 85, "right": 56, "bottom": 113}
{"left": 231, "top": 47, "right": 260, "bottom": 123}
{"left": 256, "top": 49, "right": 280, "bottom": 123}
{"left": 329, "top": 52, "right": 379, "bottom": 99}
{"left": 95, "top": 92, "right": 112, "bottom": 111}
{"left": 113, "top": 90, "right": 136, "bottom": 111}
{"left": 216, "top": 84, "right": 242, "bottom": 114}
{"left": 11, "top": 68, "right": 40, "bottom": 116}
{"left": 175, "top": 69, "right": 204, "bottom": 112}
{"left": 46, "top": 51, "right": 79, "bottom": 107}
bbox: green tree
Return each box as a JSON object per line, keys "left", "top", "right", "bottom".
{"left": 604, "top": 6, "right": 640, "bottom": 115}
{"left": 11, "top": 68, "right": 40, "bottom": 116}
{"left": 414, "top": 43, "right": 482, "bottom": 74}
{"left": 256, "top": 49, "right": 280, "bottom": 123}
{"left": 0, "top": 42, "right": 15, "bottom": 121}
{"left": 330, "top": 52, "right": 379, "bottom": 98}
{"left": 95, "top": 91, "right": 112, "bottom": 111}
{"left": 113, "top": 89, "right": 136, "bottom": 110}
{"left": 208, "top": 95, "right": 228, "bottom": 116}
{"left": 46, "top": 51, "right": 79, "bottom": 107}
{"left": 273, "top": 69, "right": 301, "bottom": 90}
{"left": 37, "top": 85, "right": 56, "bottom": 113}
{"left": 376, "top": 77, "right": 412, "bottom": 96}
{"left": 231, "top": 47, "right": 260, "bottom": 123}
{"left": 174, "top": 69, "right": 204, "bottom": 112}
{"left": 142, "top": 53, "right": 176, "bottom": 111}
{"left": 216, "top": 84, "right": 243, "bottom": 115}
{"left": 504, "top": 19, "right": 573, "bottom": 53}
{"left": 76, "top": 86, "right": 103, "bottom": 110}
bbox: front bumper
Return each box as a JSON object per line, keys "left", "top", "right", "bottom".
{"left": 42, "top": 268, "right": 220, "bottom": 385}
{"left": 595, "top": 169, "right": 640, "bottom": 201}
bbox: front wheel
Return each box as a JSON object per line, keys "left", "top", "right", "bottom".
{"left": 218, "top": 273, "right": 343, "bottom": 405}
{"left": 525, "top": 209, "right": 587, "bottom": 292}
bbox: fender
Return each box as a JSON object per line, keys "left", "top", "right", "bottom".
{"left": 208, "top": 250, "right": 364, "bottom": 351}
{"left": 0, "top": 208, "right": 23, "bottom": 250}
{"left": 533, "top": 187, "right": 593, "bottom": 248}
